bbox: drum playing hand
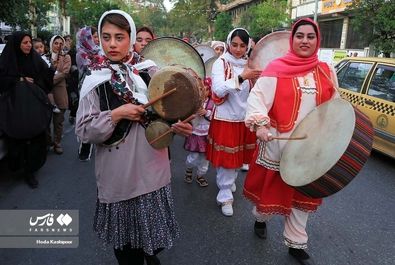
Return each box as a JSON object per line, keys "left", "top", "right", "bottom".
{"left": 197, "top": 108, "right": 207, "bottom": 116}
{"left": 171, "top": 121, "right": 192, "bottom": 137}
{"left": 256, "top": 126, "right": 273, "bottom": 142}
{"left": 241, "top": 67, "right": 262, "bottom": 81}
{"left": 111, "top": 104, "right": 145, "bottom": 124}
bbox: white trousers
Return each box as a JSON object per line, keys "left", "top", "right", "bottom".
{"left": 185, "top": 152, "right": 209, "bottom": 176}
{"left": 253, "top": 206, "right": 309, "bottom": 249}
{"left": 216, "top": 167, "right": 238, "bottom": 204}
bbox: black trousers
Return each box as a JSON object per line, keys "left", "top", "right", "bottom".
{"left": 7, "top": 132, "right": 47, "bottom": 173}
{"left": 114, "top": 246, "right": 144, "bottom": 265}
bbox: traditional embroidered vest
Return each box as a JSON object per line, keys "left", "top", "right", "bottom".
{"left": 211, "top": 58, "right": 232, "bottom": 105}
{"left": 211, "top": 58, "right": 252, "bottom": 105}
{"left": 268, "top": 62, "right": 334, "bottom": 133}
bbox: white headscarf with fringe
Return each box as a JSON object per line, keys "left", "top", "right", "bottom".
{"left": 79, "top": 10, "right": 155, "bottom": 103}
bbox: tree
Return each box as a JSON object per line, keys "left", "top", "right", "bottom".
{"left": 167, "top": 0, "right": 221, "bottom": 41}
{"left": 348, "top": 0, "right": 395, "bottom": 57}
{"left": 0, "top": 0, "right": 53, "bottom": 37}
{"left": 66, "top": 0, "right": 122, "bottom": 34}
{"left": 0, "top": 1, "right": 24, "bottom": 26}
{"left": 239, "top": 0, "right": 289, "bottom": 39}
{"left": 213, "top": 12, "right": 232, "bottom": 41}
{"left": 135, "top": 6, "right": 167, "bottom": 35}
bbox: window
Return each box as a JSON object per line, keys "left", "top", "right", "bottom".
{"left": 368, "top": 65, "right": 395, "bottom": 102}
{"left": 337, "top": 62, "right": 372, "bottom": 93}
{"left": 319, "top": 19, "right": 343, "bottom": 48}
{"left": 334, "top": 59, "right": 349, "bottom": 71}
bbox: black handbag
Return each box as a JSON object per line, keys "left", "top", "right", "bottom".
{"left": 0, "top": 79, "right": 52, "bottom": 139}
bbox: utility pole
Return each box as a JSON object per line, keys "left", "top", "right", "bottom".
{"left": 314, "top": 0, "right": 319, "bottom": 22}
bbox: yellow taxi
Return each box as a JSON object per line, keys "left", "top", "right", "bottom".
{"left": 335, "top": 57, "right": 395, "bottom": 158}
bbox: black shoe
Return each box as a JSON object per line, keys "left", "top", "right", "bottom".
{"left": 288, "top": 248, "right": 315, "bottom": 265}
{"left": 25, "top": 174, "right": 38, "bottom": 189}
{"left": 254, "top": 221, "right": 267, "bottom": 239}
{"left": 78, "top": 143, "right": 92, "bottom": 162}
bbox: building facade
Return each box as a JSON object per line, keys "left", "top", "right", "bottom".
{"left": 289, "top": 0, "right": 370, "bottom": 51}
{"left": 218, "top": 0, "right": 263, "bottom": 25}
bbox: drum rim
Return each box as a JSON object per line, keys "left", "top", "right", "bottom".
{"left": 194, "top": 44, "right": 218, "bottom": 63}
{"left": 141, "top": 36, "right": 206, "bottom": 79}
{"left": 204, "top": 56, "right": 219, "bottom": 78}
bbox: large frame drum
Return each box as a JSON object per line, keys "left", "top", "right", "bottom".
{"left": 194, "top": 44, "right": 217, "bottom": 63}
{"left": 248, "top": 31, "right": 291, "bottom": 70}
{"left": 141, "top": 37, "right": 206, "bottom": 79}
{"left": 148, "top": 65, "right": 205, "bottom": 121}
{"left": 280, "top": 98, "right": 374, "bottom": 198}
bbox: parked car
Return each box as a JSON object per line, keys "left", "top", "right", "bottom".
{"left": 335, "top": 57, "right": 395, "bottom": 158}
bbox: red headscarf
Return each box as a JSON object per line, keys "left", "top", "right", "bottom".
{"left": 261, "top": 18, "right": 321, "bottom": 78}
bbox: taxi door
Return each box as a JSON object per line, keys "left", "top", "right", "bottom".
{"left": 361, "top": 63, "right": 395, "bottom": 157}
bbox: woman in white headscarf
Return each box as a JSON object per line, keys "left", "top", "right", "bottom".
{"left": 48, "top": 35, "right": 71, "bottom": 154}
{"left": 75, "top": 10, "right": 192, "bottom": 265}
{"left": 211, "top": 40, "right": 226, "bottom": 56}
{"left": 206, "top": 28, "right": 262, "bottom": 217}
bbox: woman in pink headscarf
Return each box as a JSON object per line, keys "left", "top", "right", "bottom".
{"left": 244, "top": 18, "right": 340, "bottom": 265}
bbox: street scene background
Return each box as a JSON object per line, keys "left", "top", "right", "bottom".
{"left": 0, "top": 115, "right": 394, "bottom": 265}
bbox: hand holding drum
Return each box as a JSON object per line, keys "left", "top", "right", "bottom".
{"left": 240, "top": 67, "right": 262, "bottom": 82}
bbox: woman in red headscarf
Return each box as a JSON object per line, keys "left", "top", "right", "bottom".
{"left": 244, "top": 18, "right": 340, "bottom": 265}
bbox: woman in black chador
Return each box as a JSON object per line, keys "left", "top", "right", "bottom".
{"left": 0, "top": 32, "right": 54, "bottom": 188}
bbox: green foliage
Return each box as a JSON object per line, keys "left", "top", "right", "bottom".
{"left": 214, "top": 12, "right": 232, "bottom": 41}
{"left": 66, "top": 0, "right": 122, "bottom": 32}
{"left": 0, "top": 0, "right": 53, "bottom": 32}
{"left": 0, "top": 1, "right": 25, "bottom": 27}
{"left": 348, "top": 0, "right": 395, "bottom": 57}
{"left": 165, "top": 0, "right": 222, "bottom": 41}
{"left": 135, "top": 6, "right": 167, "bottom": 36}
{"left": 239, "top": 0, "right": 289, "bottom": 39}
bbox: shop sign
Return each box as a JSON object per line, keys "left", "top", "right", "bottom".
{"left": 322, "top": 0, "right": 354, "bottom": 14}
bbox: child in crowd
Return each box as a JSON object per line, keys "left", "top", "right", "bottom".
{"left": 33, "top": 38, "right": 60, "bottom": 114}
{"left": 184, "top": 79, "right": 214, "bottom": 187}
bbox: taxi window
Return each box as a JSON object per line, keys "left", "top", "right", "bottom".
{"left": 334, "top": 60, "right": 348, "bottom": 71}
{"left": 367, "top": 64, "right": 395, "bottom": 102}
{"left": 337, "top": 62, "right": 372, "bottom": 92}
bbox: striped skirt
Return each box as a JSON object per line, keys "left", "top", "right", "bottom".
{"left": 206, "top": 119, "right": 256, "bottom": 169}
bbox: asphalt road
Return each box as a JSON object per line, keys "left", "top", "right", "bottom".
{"left": 0, "top": 115, "right": 394, "bottom": 265}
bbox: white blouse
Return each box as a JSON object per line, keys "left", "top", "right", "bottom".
{"left": 211, "top": 53, "right": 251, "bottom": 122}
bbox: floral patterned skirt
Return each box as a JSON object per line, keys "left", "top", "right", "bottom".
{"left": 93, "top": 184, "right": 179, "bottom": 255}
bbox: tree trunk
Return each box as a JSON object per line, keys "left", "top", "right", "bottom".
{"left": 58, "top": 0, "right": 68, "bottom": 34}
{"left": 28, "top": 0, "right": 37, "bottom": 38}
